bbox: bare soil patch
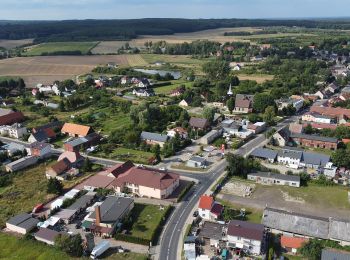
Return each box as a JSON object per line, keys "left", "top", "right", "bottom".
{"left": 0, "top": 39, "right": 33, "bottom": 49}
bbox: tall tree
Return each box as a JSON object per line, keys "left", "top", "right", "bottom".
{"left": 202, "top": 60, "right": 230, "bottom": 81}
{"left": 226, "top": 98, "right": 235, "bottom": 114}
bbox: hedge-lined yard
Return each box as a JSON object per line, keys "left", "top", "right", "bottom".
{"left": 115, "top": 203, "right": 173, "bottom": 245}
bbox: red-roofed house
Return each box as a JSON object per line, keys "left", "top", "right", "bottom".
{"left": 110, "top": 166, "right": 179, "bottom": 199}
{"left": 0, "top": 111, "right": 25, "bottom": 126}
{"left": 198, "top": 195, "right": 223, "bottom": 221}
{"left": 233, "top": 94, "right": 254, "bottom": 114}
{"left": 281, "top": 235, "right": 308, "bottom": 254}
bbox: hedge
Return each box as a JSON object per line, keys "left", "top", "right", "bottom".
{"left": 177, "top": 182, "right": 194, "bottom": 202}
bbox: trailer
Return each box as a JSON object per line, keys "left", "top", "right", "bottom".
{"left": 90, "top": 240, "right": 110, "bottom": 259}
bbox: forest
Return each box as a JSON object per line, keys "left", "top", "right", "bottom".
{"left": 1, "top": 18, "right": 350, "bottom": 42}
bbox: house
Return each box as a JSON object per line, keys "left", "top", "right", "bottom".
{"left": 226, "top": 220, "right": 265, "bottom": 255}
{"left": 0, "top": 123, "right": 27, "bottom": 139}
{"left": 198, "top": 195, "right": 223, "bottom": 221}
{"left": 249, "top": 148, "right": 278, "bottom": 163}
{"left": 247, "top": 172, "right": 300, "bottom": 187}
{"left": 0, "top": 110, "right": 25, "bottom": 126}
{"left": 58, "top": 151, "right": 84, "bottom": 167}
{"left": 273, "top": 126, "right": 291, "bottom": 147}
{"left": 321, "top": 249, "right": 350, "bottom": 260}
{"left": 167, "top": 127, "right": 188, "bottom": 139}
{"left": 199, "top": 129, "right": 222, "bottom": 145}
{"left": 232, "top": 64, "right": 242, "bottom": 71}
{"left": 34, "top": 228, "right": 62, "bottom": 246}
{"left": 61, "top": 123, "right": 93, "bottom": 137}
{"left": 140, "top": 131, "right": 169, "bottom": 148}
{"left": 110, "top": 166, "right": 180, "bottom": 199}
{"left": 314, "top": 90, "right": 330, "bottom": 100}
{"left": 189, "top": 117, "right": 210, "bottom": 131}
{"left": 138, "top": 78, "right": 150, "bottom": 88}
{"left": 233, "top": 94, "right": 254, "bottom": 114}
{"left": 1, "top": 142, "right": 26, "bottom": 156}
{"left": 179, "top": 98, "right": 191, "bottom": 107}
{"left": 63, "top": 132, "right": 101, "bottom": 152}
{"left": 281, "top": 235, "right": 308, "bottom": 255}
{"left": 6, "top": 213, "right": 39, "bottom": 234}
{"left": 46, "top": 158, "right": 72, "bottom": 180}
{"left": 310, "top": 105, "right": 350, "bottom": 122}
{"left": 276, "top": 98, "right": 304, "bottom": 112}
{"left": 262, "top": 207, "right": 350, "bottom": 245}
{"left": 247, "top": 122, "right": 267, "bottom": 134}
{"left": 277, "top": 149, "right": 303, "bottom": 168}
{"left": 305, "top": 123, "right": 337, "bottom": 131}
{"left": 170, "top": 86, "right": 185, "bottom": 97}
{"left": 26, "top": 142, "right": 51, "bottom": 158}
{"left": 184, "top": 236, "right": 197, "bottom": 260}
{"left": 187, "top": 156, "right": 207, "bottom": 168}
{"left": 121, "top": 76, "right": 130, "bottom": 85}
{"left": 302, "top": 112, "right": 336, "bottom": 124}
{"left": 325, "top": 82, "right": 339, "bottom": 94}
{"left": 290, "top": 133, "right": 338, "bottom": 150}
{"left": 32, "top": 121, "right": 63, "bottom": 134}
{"left": 28, "top": 128, "right": 56, "bottom": 143}
{"left": 86, "top": 196, "right": 134, "bottom": 237}
{"left": 132, "top": 88, "right": 155, "bottom": 97}
{"left": 54, "top": 193, "right": 95, "bottom": 224}
{"left": 5, "top": 156, "right": 38, "bottom": 172}
{"left": 198, "top": 221, "right": 226, "bottom": 247}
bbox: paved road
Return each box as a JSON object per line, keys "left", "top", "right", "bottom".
{"left": 158, "top": 115, "right": 299, "bottom": 260}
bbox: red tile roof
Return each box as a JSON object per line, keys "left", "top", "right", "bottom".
{"left": 61, "top": 123, "right": 91, "bottom": 137}
{"left": 110, "top": 167, "right": 179, "bottom": 190}
{"left": 281, "top": 236, "right": 308, "bottom": 249}
{"left": 303, "top": 123, "right": 337, "bottom": 130}
{"left": 199, "top": 195, "right": 214, "bottom": 210}
{"left": 49, "top": 159, "right": 71, "bottom": 175}
{"left": 310, "top": 105, "right": 350, "bottom": 118}
{"left": 106, "top": 161, "right": 134, "bottom": 177}
{"left": 0, "top": 111, "right": 24, "bottom": 126}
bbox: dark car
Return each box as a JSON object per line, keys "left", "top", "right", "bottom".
{"left": 193, "top": 211, "right": 199, "bottom": 217}
{"left": 75, "top": 222, "right": 82, "bottom": 229}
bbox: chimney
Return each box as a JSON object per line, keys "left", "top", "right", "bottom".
{"left": 95, "top": 206, "right": 101, "bottom": 226}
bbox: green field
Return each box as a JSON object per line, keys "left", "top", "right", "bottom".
{"left": 0, "top": 163, "right": 55, "bottom": 227}
{"left": 23, "top": 42, "right": 98, "bottom": 56}
{"left": 106, "top": 253, "right": 148, "bottom": 260}
{"left": 126, "top": 203, "right": 168, "bottom": 241}
{"left": 154, "top": 80, "right": 192, "bottom": 95}
{"left": 0, "top": 232, "right": 70, "bottom": 259}
{"left": 282, "top": 183, "right": 350, "bottom": 209}
{"left": 94, "top": 147, "right": 154, "bottom": 165}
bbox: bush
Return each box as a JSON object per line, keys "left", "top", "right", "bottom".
{"left": 177, "top": 182, "right": 194, "bottom": 202}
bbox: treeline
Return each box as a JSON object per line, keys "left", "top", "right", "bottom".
{"left": 39, "top": 50, "right": 83, "bottom": 56}
{"left": 0, "top": 77, "right": 25, "bottom": 97}
{"left": 2, "top": 18, "right": 350, "bottom": 42}
{"left": 147, "top": 40, "right": 221, "bottom": 55}
{"left": 223, "top": 30, "right": 278, "bottom": 36}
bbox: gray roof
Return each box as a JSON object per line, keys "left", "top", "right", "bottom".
{"left": 248, "top": 172, "right": 300, "bottom": 183}
{"left": 34, "top": 228, "right": 60, "bottom": 242}
{"left": 188, "top": 156, "right": 206, "bottom": 163}
{"left": 322, "top": 249, "right": 350, "bottom": 260}
{"left": 67, "top": 194, "right": 95, "bottom": 211}
{"left": 7, "top": 213, "right": 39, "bottom": 230}
{"left": 341, "top": 86, "right": 350, "bottom": 93}
{"left": 278, "top": 149, "right": 303, "bottom": 160}
{"left": 90, "top": 196, "right": 133, "bottom": 223}
{"left": 31, "top": 131, "right": 49, "bottom": 142}
{"left": 2, "top": 142, "right": 25, "bottom": 151}
{"left": 250, "top": 148, "right": 278, "bottom": 160}
{"left": 66, "top": 137, "right": 87, "bottom": 147}
{"left": 199, "top": 221, "right": 225, "bottom": 241}
{"left": 291, "top": 133, "right": 338, "bottom": 143}
{"left": 262, "top": 208, "right": 329, "bottom": 239}
{"left": 141, "top": 131, "right": 168, "bottom": 143}
{"left": 302, "top": 151, "right": 330, "bottom": 167}
{"left": 329, "top": 219, "right": 350, "bottom": 242}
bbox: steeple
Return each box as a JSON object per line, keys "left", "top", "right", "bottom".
{"left": 227, "top": 84, "right": 233, "bottom": 96}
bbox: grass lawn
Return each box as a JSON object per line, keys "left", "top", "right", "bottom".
{"left": 0, "top": 233, "right": 71, "bottom": 259}
{"left": 94, "top": 147, "right": 154, "bottom": 165}
{"left": 171, "top": 163, "right": 207, "bottom": 172}
{"left": 125, "top": 203, "right": 168, "bottom": 241}
{"left": 154, "top": 80, "right": 192, "bottom": 95}
{"left": 23, "top": 42, "right": 98, "bottom": 56}
{"left": 281, "top": 183, "right": 350, "bottom": 210}
{"left": 0, "top": 162, "right": 56, "bottom": 227}
{"left": 218, "top": 199, "right": 263, "bottom": 224}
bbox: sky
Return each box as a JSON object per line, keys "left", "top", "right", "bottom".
{"left": 0, "top": 0, "right": 349, "bottom": 20}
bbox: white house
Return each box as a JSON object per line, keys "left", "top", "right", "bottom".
{"left": 198, "top": 195, "right": 223, "bottom": 221}
{"left": 277, "top": 149, "right": 303, "bottom": 168}
{"left": 167, "top": 127, "right": 188, "bottom": 139}
{"left": 302, "top": 112, "right": 336, "bottom": 124}
{"left": 6, "top": 213, "right": 39, "bottom": 234}
{"left": 226, "top": 220, "right": 265, "bottom": 255}
{"left": 0, "top": 123, "right": 27, "bottom": 139}
{"left": 247, "top": 172, "right": 300, "bottom": 187}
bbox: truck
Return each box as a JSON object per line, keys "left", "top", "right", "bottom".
{"left": 90, "top": 240, "right": 110, "bottom": 259}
